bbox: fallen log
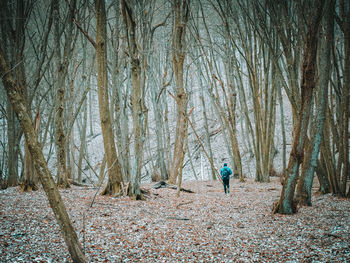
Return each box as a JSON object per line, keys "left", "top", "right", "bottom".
{"left": 152, "top": 181, "right": 195, "bottom": 193}
{"left": 68, "top": 179, "right": 90, "bottom": 187}
{"left": 167, "top": 216, "right": 190, "bottom": 221}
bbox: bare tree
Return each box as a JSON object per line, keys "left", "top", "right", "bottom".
{"left": 53, "top": 0, "right": 78, "bottom": 188}
{"left": 95, "top": 0, "right": 124, "bottom": 195}
{"left": 339, "top": 0, "right": 350, "bottom": 197}
{"left": 0, "top": 45, "right": 87, "bottom": 263}
{"left": 295, "top": 0, "right": 334, "bottom": 206}
{"left": 121, "top": 0, "right": 146, "bottom": 199}
{"left": 274, "top": 0, "right": 324, "bottom": 214}
{"left": 168, "top": 0, "right": 190, "bottom": 187}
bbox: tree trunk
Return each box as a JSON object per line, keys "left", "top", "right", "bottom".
{"left": 321, "top": 114, "right": 339, "bottom": 194}
{"left": 274, "top": 1, "right": 324, "bottom": 214}
{"left": 315, "top": 159, "right": 330, "bottom": 194}
{"left": 151, "top": 77, "right": 168, "bottom": 180}
{"left": 168, "top": 0, "right": 190, "bottom": 185}
{"left": 278, "top": 84, "right": 287, "bottom": 173}
{"left": 22, "top": 110, "right": 39, "bottom": 191}
{"left": 340, "top": 1, "right": 350, "bottom": 196}
{"left": 6, "top": 101, "right": 19, "bottom": 186}
{"left": 53, "top": 0, "right": 70, "bottom": 188}
{"left": 121, "top": 0, "right": 146, "bottom": 200}
{"left": 95, "top": 0, "right": 124, "bottom": 196}
{"left": 296, "top": 0, "right": 334, "bottom": 206}
{"left": 15, "top": 0, "right": 36, "bottom": 190}
{"left": 1, "top": 0, "right": 22, "bottom": 187}
{"left": 164, "top": 94, "right": 172, "bottom": 174}
{"left": 77, "top": 99, "right": 87, "bottom": 183}
{"left": 0, "top": 46, "right": 87, "bottom": 263}
{"left": 111, "top": 2, "right": 130, "bottom": 183}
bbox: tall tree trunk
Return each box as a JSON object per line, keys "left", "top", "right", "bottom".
{"left": 274, "top": 1, "right": 324, "bottom": 214}
{"left": 95, "top": 0, "right": 124, "bottom": 195}
{"left": 315, "top": 158, "right": 331, "bottom": 194}
{"left": 296, "top": 0, "right": 334, "bottom": 206}
{"left": 77, "top": 40, "right": 90, "bottom": 184}
{"left": 341, "top": 0, "right": 350, "bottom": 196}
{"left": 278, "top": 84, "right": 287, "bottom": 173}
{"left": 53, "top": 0, "right": 70, "bottom": 188}
{"left": 168, "top": 0, "right": 190, "bottom": 185}
{"left": 0, "top": 46, "right": 87, "bottom": 263}
{"left": 121, "top": 0, "right": 146, "bottom": 199}
{"left": 6, "top": 100, "right": 19, "bottom": 186}
{"left": 22, "top": 110, "right": 39, "bottom": 191}
{"left": 321, "top": 113, "right": 339, "bottom": 193}
{"left": 164, "top": 93, "right": 172, "bottom": 174}
{"left": 77, "top": 99, "right": 87, "bottom": 183}
{"left": 14, "top": 0, "right": 37, "bottom": 191}
{"left": 1, "top": 0, "right": 23, "bottom": 187}
{"left": 151, "top": 73, "right": 168, "bottom": 180}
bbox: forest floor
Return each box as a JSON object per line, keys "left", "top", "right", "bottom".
{"left": 0, "top": 177, "right": 349, "bottom": 262}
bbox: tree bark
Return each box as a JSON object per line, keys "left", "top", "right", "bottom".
{"left": 95, "top": 0, "right": 124, "bottom": 195}
{"left": 321, "top": 113, "right": 339, "bottom": 194}
{"left": 6, "top": 101, "right": 19, "bottom": 186}
{"left": 315, "top": 158, "right": 330, "bottom": 194}
{"left": 22, "top": 110, "right": 39, "bottom": 191}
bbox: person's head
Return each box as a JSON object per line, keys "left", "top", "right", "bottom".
{"left": 224, "top": 163, "right": 227, "bottom": 167}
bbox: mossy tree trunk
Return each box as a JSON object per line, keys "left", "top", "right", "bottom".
{"left": 296, "top": 0, "right": 334, "bottom": 206}
{"left": 274, "top": 1, "right": 324, "bottom": 214}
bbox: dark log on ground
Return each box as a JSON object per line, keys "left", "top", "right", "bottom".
{"left": 167, "top": 216, "right": 190, "bottom": 221}
{"left": 68, "top": 179, "right": 90, "bottom": 187}
{"left": 152, "top": 181, "right": 195, "bottom": 193}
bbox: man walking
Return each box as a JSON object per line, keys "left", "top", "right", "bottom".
{"left": 221, "top": 163, "right": 232, "bottom": 195}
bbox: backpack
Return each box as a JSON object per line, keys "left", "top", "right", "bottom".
{"left": 221, "top": 168, "right": 230, "bottom": 180}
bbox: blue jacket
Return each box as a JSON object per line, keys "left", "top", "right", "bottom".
{"left": 220, "top": 167, "right": 232, "bottom": 180}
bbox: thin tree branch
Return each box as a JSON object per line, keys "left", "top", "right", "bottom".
{"left": 65, "top": 0, "right": 96, "bottom": 48}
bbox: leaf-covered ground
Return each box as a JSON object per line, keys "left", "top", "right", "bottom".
{"left": 1, "top": 178, "right": 349, "bottom": 262}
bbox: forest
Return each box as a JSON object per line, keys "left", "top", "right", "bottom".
{"left": 0, "top": 0, "right": 349, "bottom": 262}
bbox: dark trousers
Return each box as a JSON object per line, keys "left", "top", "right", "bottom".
{"left": 223, "top": 179, "right": 230, "bottom": 193}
